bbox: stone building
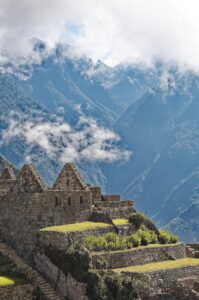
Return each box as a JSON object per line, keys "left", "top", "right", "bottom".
{"left": 0, "top": 163, "right": 134, "bottom": 259}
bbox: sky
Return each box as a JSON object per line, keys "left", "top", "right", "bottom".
{"left": 0, "top": 0, "right": 199, "bottom": 70}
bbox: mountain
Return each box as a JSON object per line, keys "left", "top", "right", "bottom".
{"left": 19, "top": 56, "right": 121, "bottom": 126}
{"left": 102, "top": 72, "right": 199, "bottom": 242}
{"left": 0, "top": 51, "right": 198, "bottom": 242}
{"left": 0, "top": 73, "right": 109, "bottom": 187}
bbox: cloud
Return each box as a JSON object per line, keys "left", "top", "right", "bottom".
{"left": 1, "top": 0, "right": 199, "bottom": 71}
{"left": 1, "top": 112, "right": 131, "bottom": 164}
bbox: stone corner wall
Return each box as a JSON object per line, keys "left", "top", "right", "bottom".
{"left": 34, "top": 248, "right": 89, "bottom": 300}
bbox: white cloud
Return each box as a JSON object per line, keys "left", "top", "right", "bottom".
{"left": 1, "top": 0, "right": 199, "bottom": 71}
{"left": 1, "top": 112, "right": 131, "bottom": 164}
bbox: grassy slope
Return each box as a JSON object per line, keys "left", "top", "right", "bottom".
{"left": 112, "top": 219, "right": 129, "bottom": 225}
{"left": 40, "top": 221, "right": 112, "bottom": 233}
{"left": 114, "top": 258, "right": 199, "bottom": 273}
{"left": 0, "top": 275, "right": 25, "bottom": 287}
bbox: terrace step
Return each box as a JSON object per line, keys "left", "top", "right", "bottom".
{"left": 92, "top": 244, "right": 187, "bottom": 269}
{"left": 0, "top": 241, "right": 61, "bottom": 300}
{"left": 112, "top": 258, "right": 199, "bottom": 274}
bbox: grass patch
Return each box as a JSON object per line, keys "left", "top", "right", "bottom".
{"left": 112, "top": 219, "right": 129, "bottom": 225}
{"left": 0, "top": 275, "right": 25, "bottom": 287}
{"left": 114, "top": 258, "right": 199, "bottom": 273}
{"left": 40, "top": 221, "right": 112, "bottom": 233}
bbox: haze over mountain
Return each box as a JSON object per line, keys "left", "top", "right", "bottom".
{"left": 0, "top": 1, "right": 199, "bottom": 243}
{"left": 0, "top": 52, "right": 199, "bottom": 242}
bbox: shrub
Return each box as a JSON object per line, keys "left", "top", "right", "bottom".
{"left": 170, "top": 233, "right": 179, "bottom": 244}
{"left": 104, "top": 232, "right": 118, "bottom": 243}
{"left": 128, "top": 233, "right": 141, "bottom": 247}
{"left": 137, "top": 229, "right": 152, "bottom": 245}
{"left": 149, "top": 230, "right": 158, "bottom": 244}
{"left": 84, "top": 236, "right": 108, "bottom": 251}
{"left": 159, "top": 230, "right": 171, "bottom": 244}
{"left": 129, "top": 212, "right": 146, "bottom": 228}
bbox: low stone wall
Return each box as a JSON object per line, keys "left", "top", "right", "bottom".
{"left": 123, "top": 265, "right": 199, "bottom": 299}
{"left": 147, "top": 266, "right": 199, "bottom": 289}
{"left": 37, "top": 226, "right": 115, "bottom": 251}
{"left": 188, "top": 243, "right": 199, "bottom": 251}
{"left": 92, "top": 244, "right": 187, "bottom": 269}
{"left": 94, "top": 200, "right": 134, "bottom": 219}
{"left": 0, "top": 284, "right": 34, "bottom": 300}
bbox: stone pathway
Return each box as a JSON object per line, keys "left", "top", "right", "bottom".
{"left": 0, "top": 241, "right": 61, "bottom": 300}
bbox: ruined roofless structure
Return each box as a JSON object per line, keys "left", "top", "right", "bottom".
{"left": 0, "top": 163, "right": 134, "bottom": 258}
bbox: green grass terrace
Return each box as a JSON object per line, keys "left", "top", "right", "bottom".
{"left": 112, "top": 219, "right": 129, "bottom": 225}
{"left": 114, "top": 258, "right": 199, "bottom": 273}
{"left": 40, "top": 219, "right": 129, "bottom": 233}
{"left": 40, "top": 221, "right": 113, "bottom": 233}
{"left": 0, "top": 275, "right": 25, "bottom": 287}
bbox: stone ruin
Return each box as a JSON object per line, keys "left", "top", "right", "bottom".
{"left": 0, "top": 163, "right": 198, "bottom": 300}
{"left": 0, "top": 163, "right": 134, "bottom": 259}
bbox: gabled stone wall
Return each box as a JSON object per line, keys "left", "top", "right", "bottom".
{"left": 53, "top": 163, "right": 88, "bottom": 191}
{"left": 0, "top": 190, "right": 92, "bottom": 258}
{"left": 0, "top": 179, "right": 16, "bottom": 195}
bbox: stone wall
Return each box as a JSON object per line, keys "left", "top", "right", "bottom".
{"left": 102, "top": 195, "right": 120, "bottom": 202}
{"left": 53, "top": 163, "right": 88, "bottom": 191}
{"left": 140, "top": 266, "right": 199, "bottom": 290}
{"left": 0, "top": 179, "right": 15, "bottom": 195}
{"left": 0, "top": 284, "right": 34, "bottom": 300}
{"left": 0, "top": 190, "right": 92, "bottom": 259}
{"left": 124, "top": 266, "right": 199, "bottom": 299}
{"left": 34, "top": 248, "right": 89, "bottom": 300}
{"left": 188, "top": 243, "right": 199, "bottom": 251}
{"left": 89, "top": 186, "right": 101, "bottom": 204}
{"left": 92, "top": 244, "right": 187, "bottom": 269}
{"left": 95, "top": 200, "right": 134, "bottom": 218}
{"left": 37, "top": 226, "right": 115, "bottom": 252}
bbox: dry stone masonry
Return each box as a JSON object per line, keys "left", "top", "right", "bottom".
{"left": 0, "top": 162, "right": 198, "bottom": 299}
{"left": 0, "top": 163, "right": 134, "bottom": 259}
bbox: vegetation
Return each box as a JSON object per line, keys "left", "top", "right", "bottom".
{"left": 129, "top": 212, "right": 146, "bottom": 228}
{"left": 114, "top": 258, "right": 199, "bottom": 273}
{"left": 45, "top": 244, "right": 146, "bottom": 300}
{"left": 84, "top": 228, "right": 179, "bottom": 252}
{"left": 136, "top": 229, "right": 158, "bottom": 245}
{"left": 159, "top": 229, "right": 179, "bottom": 244}
{"left": 40, "top": 221, "right": 112, "bottom": 233}
{"left": 84, "top": 230, "right": 160, "bottom": 252}
{"left": 84, "top": 232, "right": 131, "bottom": 251}
{"left": 0, "top": 275, "right": 25, "bottom": 287}
{"left": 128, "top": 212, "right": 159, "bottom": 235}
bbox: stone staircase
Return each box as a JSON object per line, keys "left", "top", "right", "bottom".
{"left": 0, "top": 241, "right": 61, "bottom": 300}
